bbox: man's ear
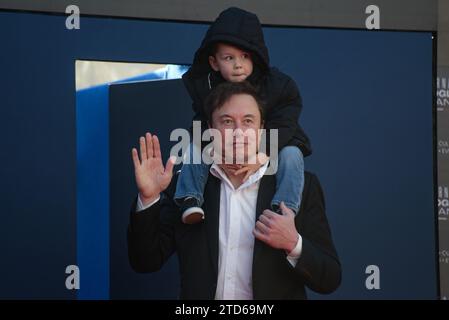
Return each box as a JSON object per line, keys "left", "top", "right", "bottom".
{"left": 208, "top": 56, "right": 220, "bottom": 72}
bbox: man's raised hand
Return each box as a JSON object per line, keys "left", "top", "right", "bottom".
{"left": 131, "top": 132, "right": 175, "bottom": 206}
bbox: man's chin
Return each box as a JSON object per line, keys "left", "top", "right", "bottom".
{"left": 221, "top": 154, "right": 246, "bottom": 165}
{"left": 232, "top": 153, "right": 260, "bottom": 165}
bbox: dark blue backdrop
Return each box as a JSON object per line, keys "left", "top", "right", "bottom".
{"left": 0, "top": 10, "right": 436, "bottom": 299}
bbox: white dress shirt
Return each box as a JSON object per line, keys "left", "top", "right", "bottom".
{"left": 136, "top": 162, "right": 302, "bottom": 300}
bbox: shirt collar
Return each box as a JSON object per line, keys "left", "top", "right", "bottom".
{"left": 210, "top": 161, "right": 269, "bottom": 191}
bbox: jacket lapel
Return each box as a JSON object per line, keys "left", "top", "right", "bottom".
{"left": 203, "top": 174, "right": 221, "bottom": 279}
{"left": 252, "top": 174, "right": 276, "bottom": 265}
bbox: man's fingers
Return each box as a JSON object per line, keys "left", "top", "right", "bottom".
{"left": 132, "top": 148, "right": 140, "bottom": 169}
{"left": 139, "top": 136, "right": 147, "bottom": 161}
{"left": 263, "top": 210, "right": 278, "bottom": 220}
{"left": 165, "top": 156, "right": 176, "bottom": 176}
{"left": 153, "top": 135, "right": 161, "bottom": 159}
{"left": 258, "top": 214, "right": 272, "bottom": 227}
{"left": 255, "top": 220, "right": 270, "bottom": 235}
{"left": 280, "top": 201, "right": 295, "bottom": 216}
{"left": 253, "top": 228, "right": 268, "bottom": 243}
{"left": 146, "top": 132, "right": 154, "bottom": 158}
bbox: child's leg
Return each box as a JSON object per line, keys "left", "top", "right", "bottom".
{"left": 271, "top": 146, "right": 305, "bottom": 214}
{"left": 174, "top": 142, "right": 210, "bottom": 223}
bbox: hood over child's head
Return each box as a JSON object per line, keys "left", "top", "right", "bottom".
{"left": 188, "top": 7, "right": 270, "bottom": 79}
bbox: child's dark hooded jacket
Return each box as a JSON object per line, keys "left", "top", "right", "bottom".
{"left": 182, "top": 7, "right": 312, "bottom": 156}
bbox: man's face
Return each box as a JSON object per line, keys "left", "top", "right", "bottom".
{"left": 208, "top": 43, "right": 254, "bottom": 83}
{"left": 210, "top": 93, "right": 263, "bottom": 164}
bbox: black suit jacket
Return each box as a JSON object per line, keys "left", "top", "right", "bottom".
{"left": 127, "top": 171, "right": 341, "bottom": 299}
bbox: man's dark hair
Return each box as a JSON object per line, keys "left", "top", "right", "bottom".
{"left": 204, "top": 81, "right": 265, "bottom": 124}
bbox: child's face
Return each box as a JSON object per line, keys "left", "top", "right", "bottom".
{"left": 208, "top": 43, "right": 253, "bottom": 83}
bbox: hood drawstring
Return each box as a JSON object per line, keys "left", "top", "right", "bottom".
{"left": 208, "top": 72, "right": 212, "bottom": 90}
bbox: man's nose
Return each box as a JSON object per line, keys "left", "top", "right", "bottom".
{"left": 233, "top": 127, "right": 249, "bottom": 142}
{"left": 233, "top": 127, "right": 245, "bottom": 137}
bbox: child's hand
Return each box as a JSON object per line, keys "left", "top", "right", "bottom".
{"left": 233, "top": 152, "right": 269, "bottom": 182}
{"left": 221, "top": 163, "right": 243, "bottom": 175}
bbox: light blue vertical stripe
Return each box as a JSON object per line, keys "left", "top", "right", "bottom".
{"left": 76, "top": 84, "right": 110, "bottom": 299}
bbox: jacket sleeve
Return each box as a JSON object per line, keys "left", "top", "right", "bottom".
{"left": 264, "top": 76, "right": 302, "bottom": 152}
{"left": 189, "top": 102, "right": 213, "bottom": 150}
{"left": 127, "top": 192, "right": 178, "bottom": 273}
{"left": 293, "top": 174, "right": 342, "bottom": 294}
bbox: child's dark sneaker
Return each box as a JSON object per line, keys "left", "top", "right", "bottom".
{"left": 181, "top": 197, "right": 205, "bottom": 224}
{"left": 272, "top": 204, "right": 282, "bottom": 214}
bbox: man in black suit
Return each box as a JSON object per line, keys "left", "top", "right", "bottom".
{"left": 128, "top": 81, "right": 341, "bottom": 299}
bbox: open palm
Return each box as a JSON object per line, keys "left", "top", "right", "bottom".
{"left": 131, "top": 132, "right": 175, "bottom": 204}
